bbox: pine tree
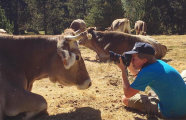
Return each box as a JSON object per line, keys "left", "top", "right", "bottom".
{"left": 85, "top": 0, "right": 124, "bottom": 30}
{"left": 0, "top": 6, "right": 13, "bottom": 33}
{"left": 36, "top": 0, "right": 66, "bottom": 34}
{"left": 122, "top": 0, "right": 186, "bottom": 34}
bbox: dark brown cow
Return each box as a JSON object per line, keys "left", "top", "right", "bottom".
{"left": 134, "top": 20, "right": 147, "bottom": 35}
{"left": 79, "top": 27, "right": 167, "bottom": 62}
{"left": 70, "top": 19, "right": 86, "bottom": 33}
{"left": 0, "top": 29, "right": 91, "bottom": 120}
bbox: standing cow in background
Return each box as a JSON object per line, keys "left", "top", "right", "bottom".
{"left": 70, "top": 19, "right": 87, "bottom": 33}
{"left": 134, "top": 20, "right": 147, "bottom": 35}
{"left": 79, "top": 27, "right": 167, "bottom": 62}
{"left": 0, "top": 29, "right": 7, "bottom": 34}
{"left": 0, "top": 29, "right": 91, "bottom": 120}
{"left": 107, "top": 18, "right": 131, "bottom": 34}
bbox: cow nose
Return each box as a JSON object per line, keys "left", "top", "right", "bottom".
{"left": 77, "top": 79, "right": 92, "bottom": 90}
{"left": 88, "top": 82, "right": 92, "bottom": 87}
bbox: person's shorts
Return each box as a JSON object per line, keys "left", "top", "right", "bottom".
{"left": 181, "top": 70, "right": 186, "bottom": 82}
{"left": 127, "top": 93, "right": 161, "bottom": 116}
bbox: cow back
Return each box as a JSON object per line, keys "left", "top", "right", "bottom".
{"left": 0, "top": 35, "right": 57, "bottom": 65}
{"left": 80, "top": 29, "right": 167, "bottom": 62}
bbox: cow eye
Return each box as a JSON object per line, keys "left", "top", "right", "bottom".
{"left": 76, "top": 54, "right": 81, "bottom": 61}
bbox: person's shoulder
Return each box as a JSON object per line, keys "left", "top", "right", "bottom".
{"left": 157, "top": 60, "right": 172, "bottom": 67}
{"left": 141, "top": 60, "right": 160, "bottom": 72}
{"left": 157, "top": 60, "right": 178, "bottom": 72}
{"left": 153, "top": 60, "right": 167, "bottom": 67}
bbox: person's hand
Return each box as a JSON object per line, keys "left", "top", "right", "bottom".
{"left": 122, "top": 95, "right": 129, "bottom": 106}
{"left": 117, "top": 57, "right": 126, "bottom": 71}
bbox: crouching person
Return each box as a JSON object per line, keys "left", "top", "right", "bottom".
{"left": 117, "top": 42, "right": 186, "bottom": 119}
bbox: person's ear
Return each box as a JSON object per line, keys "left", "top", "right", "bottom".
{"left": 143, "top": 58, "right": 148, "bottom": 64}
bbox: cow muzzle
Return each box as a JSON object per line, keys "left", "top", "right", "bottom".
{"left": 78, "top": 33, "right": 92, "bottom": 45}
{"left": 77, "top": 79, "right": 92, "bottom": 90}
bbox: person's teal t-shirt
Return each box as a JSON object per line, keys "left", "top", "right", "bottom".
{"left": 131, "top": 60, "right": 186, "bottom": 118}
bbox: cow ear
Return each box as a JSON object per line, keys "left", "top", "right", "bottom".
{"left": 57, "top": 49, "right": 66, "bottom": 61}
{"left": 57, "top": 49, "right": 76, "bottom": 69}
{"left": 87, "top": 27, "right": 96, "bottom": 32}
{"left": 118, "top": 21, "right": 121, "bottom": 26}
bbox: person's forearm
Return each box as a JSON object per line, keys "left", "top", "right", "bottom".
{"left": 121, "top": 70, "right": 130, "bottom": 92}
{"left": 121, "top": 68, "right": 139, "bottom": 98}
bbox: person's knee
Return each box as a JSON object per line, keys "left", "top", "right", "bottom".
{"left": 181, "top": 70, "right": 186, "bottom": 83}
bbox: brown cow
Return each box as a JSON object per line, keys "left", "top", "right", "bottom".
{"left": 79, "top": 27, "right": 167, "bottom": 62}
{"left": 134, "top": 20, "right": 147, "bottom": 35}
{"left": 70, "top": 19, "right": 86, "bottom": 33}
{"left": 107, "top": 18, "right": 131, "bottom": 34}
{"left": 0, "top": 29, "right": 91, "bottom": 120}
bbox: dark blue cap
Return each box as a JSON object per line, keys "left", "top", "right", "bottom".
{"left": 125, "top": 42, "right": 155, "bottom": 55}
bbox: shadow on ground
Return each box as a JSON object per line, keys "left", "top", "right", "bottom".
{"left": 5, "top": 107, "right": 102, "bottom": 120}
{"left": 124, "top": 106, "right": 161, "bottom": 120}
{"left": 35, "top": 107, "right": 102, "bottom": 120}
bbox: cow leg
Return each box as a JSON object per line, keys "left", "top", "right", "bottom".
{"left": 5, "top": 89, "right": 47, "bottom": 120}
{"left": 136, "top": 30, "right": 139, "bottom": 35}
{"left": 95, "top": 54, "right": 99, "bottom": 60}
{"left": 21, "top": 92, "right": 47, "bottom": 120}
{"left": 23, "top": 99, "right": 47, "bottom": 120}
{"left": 0, "top": 105, "right": 3, "bottom": 120}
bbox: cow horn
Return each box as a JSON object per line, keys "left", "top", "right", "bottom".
{"left": 74, "top": 30, "right": 81, "bottom": 35}
{"left": 64, "top": 32, "right": 86, "bottom": 41}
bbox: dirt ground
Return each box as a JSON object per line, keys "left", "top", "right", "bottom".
{"left": 28, "top": 35, "right": 186, "bottom": 120}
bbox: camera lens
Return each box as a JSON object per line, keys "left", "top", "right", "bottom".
{"left": 109, "top": 51, "right": 132, "bottom": 66}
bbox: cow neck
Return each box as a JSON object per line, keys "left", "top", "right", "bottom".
{"left": 33, "top": 39, "right": 57, "bottom": 80}
{"left": 93, "top": 31, "right": 108, "bottom": 55}
{"left": 16, "top": 36, "right": 58, "bottom": 81}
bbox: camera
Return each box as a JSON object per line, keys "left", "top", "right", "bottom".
{"left": 109, "top": 51, "right": 132, "bottom": 67}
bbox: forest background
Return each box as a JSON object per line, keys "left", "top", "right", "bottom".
{"left": 0, "top": 0, "right": 185, "bottom": 35}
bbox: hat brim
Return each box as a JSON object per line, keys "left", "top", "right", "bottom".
{"left": 124, "top": 51, "right": 138, "bottom": 55}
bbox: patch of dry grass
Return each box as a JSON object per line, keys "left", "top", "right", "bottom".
{"left": 31, "top": 35, "right": 186, "bottom": 120}
{"left": 152, "top": 35, "right": 186, "bottom": 72}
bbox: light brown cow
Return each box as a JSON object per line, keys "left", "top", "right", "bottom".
{"left": 79, "top": 27, "right": 167, "bottom": 62}
{"left": 108, "top": 18, "right": 131, "bottom": 34}
{"left": 0, "top": 29, "right": 91, "bottom": 120}
{"left": 0, "top": 29, "right": 7, "bottom": 34}
{"left": 70, "top": 19, "right": 86, "bottom": 33}
{"left": 134, "top": 20, "right": 147, "bottom": 35}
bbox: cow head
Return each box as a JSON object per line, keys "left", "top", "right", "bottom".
{"left": 70, "top": 19, "right": 87, "bottom": 34}
{"left": 48, "top": 29, "right": 91, "bottom": 90}
{"left": 79, "top": 27, "right": 110, "bottom": 62}
{"left": 78, "top": 27, "right": 96, "bottom": 50}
